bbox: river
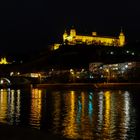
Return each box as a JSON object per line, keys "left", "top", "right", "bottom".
{"left": 0, "top": 86, "right": 139, "bottom": 139}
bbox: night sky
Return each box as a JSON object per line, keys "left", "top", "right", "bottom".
{"left": 0, "top": 0, "right": 140, "bottom": 54}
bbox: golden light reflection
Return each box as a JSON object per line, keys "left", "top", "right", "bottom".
{"left": 30, "top": 88, "right": 42, "bottom": 128}
{"left": 0, "top": 89, "right": 21, "bottom": 124}
{"left": 15, "top": 90, "right": 21, "bottom": 123}
{"left": 6, "top": 89, "right": 21, "bottom": 124}
{"left": 103, "top": 91, "right": 111, "bottom": 138}
{"left": 52, "top": 92, "right": 61, "bottom": 133}
{"left": 63, "top": 91, "right": 79, "bottom": 139}
{"left": 10, "top": 90, "right": 15, "bottom": 123}
{"left": 0, "top": 89, "right": 8, "bottom": 123}
{"left": 101, "top": 90, "right": 133, "bottom": 140}
{"left": 81, "top": 92, "right": 85, "bottom": 115}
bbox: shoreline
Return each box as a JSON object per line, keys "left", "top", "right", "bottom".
{"left": 34, "top": 83, "right": 140, "bottom": 89}
{"left": 0, "top": 83, "right": 140, "bottom": 89}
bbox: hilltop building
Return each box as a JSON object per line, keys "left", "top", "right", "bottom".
{"left": 63, "top": 28, "right": 125, "bottom": 47}
{"left": 51, "top": 28, "right": 126, "bottom": 50}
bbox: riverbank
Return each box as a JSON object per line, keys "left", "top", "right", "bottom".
{"left": 34, "top": 83, "right": 140, "bottom": 89}
{"left": 1, "top": 82, "right": 140, "bottom": 90}
{"left": 0, "top": 123, "right": 62, "bottom": 140}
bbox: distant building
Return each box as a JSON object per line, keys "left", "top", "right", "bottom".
{"left": 63, "top": 28, "right": 125, "bottom": 47}
{"left": 50, "top": 43, "right": 61, "bottom": 50}
{"left": 89, "top": 62, "right": 140, "bottom": 82}
{"left": 0, "top": 57, "right": 9, "bottom": 64}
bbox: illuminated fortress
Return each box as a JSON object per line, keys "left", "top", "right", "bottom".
{"left": 63, "top": 28, "right": 125, "bottom": 47}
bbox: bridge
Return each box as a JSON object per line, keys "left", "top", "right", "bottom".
{"left": 0, "top": 78, "right": 11, "bottom": 86}
{"left": 0, "top": 74, "right": 45, "bottom": 88}
{"left": 0, "top": 77, "right": 32, "bottom": 87}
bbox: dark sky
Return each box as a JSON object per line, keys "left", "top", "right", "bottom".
{"left": 0, "top": 0, "right": 140, "bottom": 54}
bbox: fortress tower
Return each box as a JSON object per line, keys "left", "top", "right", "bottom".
{"left": 119, "top": 29, "right": 125, "bottom": 47}
{"left": 63, "top": 30, "right": 68, "bottom": 42}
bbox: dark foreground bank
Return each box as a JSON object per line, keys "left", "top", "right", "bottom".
{"left": 0, "top": 123, "right": 63, "bottom": 140}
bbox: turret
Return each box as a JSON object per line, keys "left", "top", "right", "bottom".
{"left": 70, "top": 29, "right": 76, "bottom": 37}
{"left": 119, "top": 29, "right": 125, "bottom": 47}
{"left": 63, "top": 30, "right": 68, "bottom": 42}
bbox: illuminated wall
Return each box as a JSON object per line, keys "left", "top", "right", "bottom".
{"left": 63, "top": 29, "right": 125, "bottom": 47}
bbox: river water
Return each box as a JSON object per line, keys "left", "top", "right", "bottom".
{"left": 0, "top": 86, "right": 139, "bottom": 139}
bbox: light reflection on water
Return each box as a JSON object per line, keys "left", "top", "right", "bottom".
{"left": 0, "top": 87, "right": 136, "bottom": 139}
{"left": 0, "top": 89, "right": 21, "bottom": 124}
{"left": 29, "top": 89, "right": 42, "bottom": 128}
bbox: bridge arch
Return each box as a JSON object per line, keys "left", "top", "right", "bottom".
{"left": 0, "top": 78, "right": 11, "bottom": 86}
